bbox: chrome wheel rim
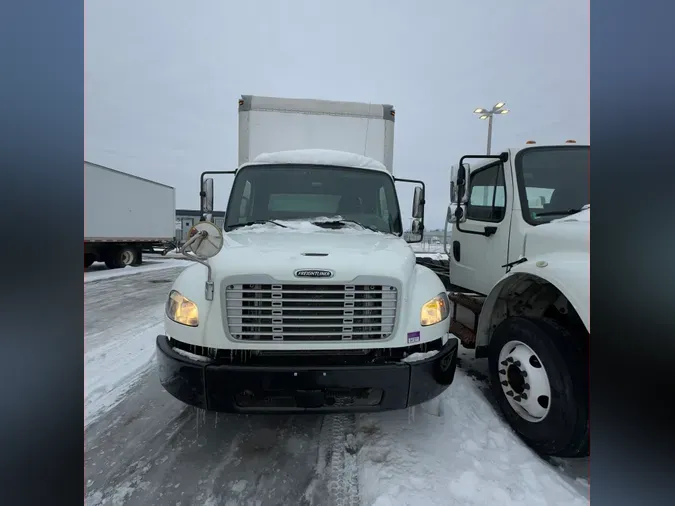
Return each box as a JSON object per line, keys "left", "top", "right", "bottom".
{"left": 120, "top": 250, "right": 134, "bottom": 265}
{"left": 497, "top": 340, "right": 552, "bottom": 423}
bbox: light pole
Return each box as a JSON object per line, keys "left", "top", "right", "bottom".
{"left": 473, "top": 102, "right": 509, "bottom": 155}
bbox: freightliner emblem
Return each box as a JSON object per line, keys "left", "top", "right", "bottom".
{"left": 294, "top": 269, "right": 334, "bottom": 279}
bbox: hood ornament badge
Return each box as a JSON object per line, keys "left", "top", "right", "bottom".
{"left": 294, "top": 269, "right": 334, "bottom": 279}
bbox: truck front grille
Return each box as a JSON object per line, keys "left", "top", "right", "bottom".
{"left": 224, "top": 283, "right": 398, "bottom": 342}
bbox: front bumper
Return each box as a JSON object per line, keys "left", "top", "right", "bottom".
{"left": 156, "top": 335, "right": 458, "bottom": 413}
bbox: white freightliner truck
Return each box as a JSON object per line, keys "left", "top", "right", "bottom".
{"left": 423, "top": 140, "right": 589, "bottom": 457}
{"left": 156, "top": 95, "right": 458, "bottom": 413}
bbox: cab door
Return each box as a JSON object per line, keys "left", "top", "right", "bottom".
{"left": 449, "top": 160, "right": 513, "bottom": 295}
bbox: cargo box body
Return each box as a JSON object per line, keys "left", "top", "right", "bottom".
{"left": 238, "top": 95, "right": 395, "bottom": 173}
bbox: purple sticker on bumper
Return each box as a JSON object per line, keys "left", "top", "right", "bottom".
{"left": 407, "top": 331, "right": 421, "bottom": 344}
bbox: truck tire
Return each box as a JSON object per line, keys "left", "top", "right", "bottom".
{"left": 131, "top": 250, "right": 143, "bottom": 266}
{"left": 104, "top": 257, "right": 121, "bottom": 269}
{"left": 487, "top": 316, "right": 589, "bottom": 458}
{"left": 105, "top": 247, "right": 138, "bottom": 269}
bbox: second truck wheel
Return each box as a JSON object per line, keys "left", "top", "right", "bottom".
{"left": 105, "top": 247, "right": 139, "bottom": 269}
{"left": 488, "top": 316, "right": 589, "bottom": 458}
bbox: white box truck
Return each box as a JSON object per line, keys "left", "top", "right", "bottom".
{"left": 155, "top": 95, "right": 459, "bottom": 414}
{"left": 425, "top": 140, "right": 590, "bottom": 457}
{"left": 84, "top": 161, "right": 176, "bottom": 269}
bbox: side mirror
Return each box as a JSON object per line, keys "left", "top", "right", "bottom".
{"left": 456, "top": 162, "right": 472, "bottom": 204}
{"left": 406, "top": 218, "right": 424, "bottom": 243}
{"left": 412, "top": 186, "right": 425, "bottom": 219}
{"left": 185, "top": 221, "right": 224, "bottom": 259}
{"left": 456, "top": 165, "right": 466, "bottom": 202}
{"left": 201, "top": 178, "right": 214, "bottom": 213}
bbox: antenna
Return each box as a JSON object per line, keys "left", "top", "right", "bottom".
{"left": 363, "top": 102, "right": 372, "bottom": 156}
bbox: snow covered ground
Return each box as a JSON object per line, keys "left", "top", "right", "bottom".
{"left": 84, "top": 255, "right": 588, "bottom": 506}
{"left": 85, "top": 255, "right": 191, "bottom": 284}
{"left": 84, "top": 262, "right": 184, "bottom": 425}
{"left": 356, "top": 361, "right": 589, "bottom": 505}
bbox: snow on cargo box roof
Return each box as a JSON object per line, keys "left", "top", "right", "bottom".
{"left": 250, "top": 149, "right": 389, "bottom": 173}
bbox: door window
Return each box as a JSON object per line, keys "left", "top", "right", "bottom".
{"left": 466, "top": 163, "right": 506, "bottom": 222}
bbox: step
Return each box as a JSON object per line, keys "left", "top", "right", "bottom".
{"left": 449, "top": 320, "right": 476, "bottom": 349}
{"left": 448, "top": 292, "right": 484, "bottom": 315}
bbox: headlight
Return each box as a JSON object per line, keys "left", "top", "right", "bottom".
{"left": 420, "top": 292, "right": 450, "bottom": 326}
{"left": 166, "top": 290, "right": 199, "bottom": 327}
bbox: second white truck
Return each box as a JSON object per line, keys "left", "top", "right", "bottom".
{"left": 155, "top": 95, "right": 459, "bottom": 413}
{"left": 429, "top": 140, "right": 590, "bottom": 458}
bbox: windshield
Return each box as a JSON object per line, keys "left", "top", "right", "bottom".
{"left": 514, "top": 146, "right": 589, "bottom": 225}
{"left": 224, "top": 164, "right": 403, "bottom": 234}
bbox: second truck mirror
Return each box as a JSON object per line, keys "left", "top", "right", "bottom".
{"left": 456, "top": 165, "right": 466, "bottom": 202}
{"left": 412, "top": 186, "right": 424, "bottom": 219}
{"left": 201, "top": 178, "right": 214, "bottom": 213}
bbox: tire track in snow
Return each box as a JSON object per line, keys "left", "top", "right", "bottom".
{"left": 314, "top": 414, "right": 360, "bottom": 506}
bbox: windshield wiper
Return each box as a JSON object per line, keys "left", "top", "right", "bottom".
{"left": 228, "top": 219, "right": 287, "bottom": 230}
{"left": 535, "top": 208, "right": 583, "bottom": 217}
{"left": 310, "top": 219, "right": 379, "bottom": 232}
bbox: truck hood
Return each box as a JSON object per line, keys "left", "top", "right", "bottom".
{"left": 209, "top": 223, "right": 417, "bottom": 283}
{"left": 524, "top": 207, "right": 590, "bottom": 259}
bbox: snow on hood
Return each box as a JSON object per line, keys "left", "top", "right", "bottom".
{"left": 212, "top": 220, "right": 416, "bottom": 282}
{"left": 251, "top": 149, "right": 388, "bottom": 172}
{"left": 231, "top": 217, "right": 385, "bottom": 235}
{"left": 551, "top": 205, "right": 590, "bottom": 223}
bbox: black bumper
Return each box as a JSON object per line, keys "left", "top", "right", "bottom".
{"left": 156, "top": 335, "right": 458, "bottom": 413}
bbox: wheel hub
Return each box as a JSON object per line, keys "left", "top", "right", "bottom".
{"left": 121, "top": 251, "right": 134, "bottom": 265}
{"left": 506, "top": 365, "right": 526, "bottom": 394}
{"left": 497, "top": 340, "right": 551, "bottom": 423}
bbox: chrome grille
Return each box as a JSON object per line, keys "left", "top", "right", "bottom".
{"left": 224, "top": 284, "right": 398, "bottom": 341}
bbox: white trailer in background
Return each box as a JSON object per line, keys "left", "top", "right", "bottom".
{"left": 237, "top": 95, "right": 395, "bottom": 172}
{"left": 84, "top": 161, "right": 176, "bottom": 269}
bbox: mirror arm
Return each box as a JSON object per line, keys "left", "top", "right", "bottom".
{"left": 199, "top": 169, "right": 237, "bottom": 214}
{"left": 443, "top": 205, "right": 452, "bottom": 255}
{"left": 455, "top": 220, "right": 493, "bottom": 237}
{"left": 204, "top": 278, "right": 215, "bottom": 301}
{"left": 453, "top": 206, "right": 493, "bottom": 237}
{"left": 179, "top": 231, "right": 215, "bottom": 300}
{"left": 394, "top": 177, "right": 426, "bottom": 220}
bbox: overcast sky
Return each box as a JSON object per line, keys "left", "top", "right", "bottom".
{"left": 85, "top": 0, "right": 589, "bottom": 228}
